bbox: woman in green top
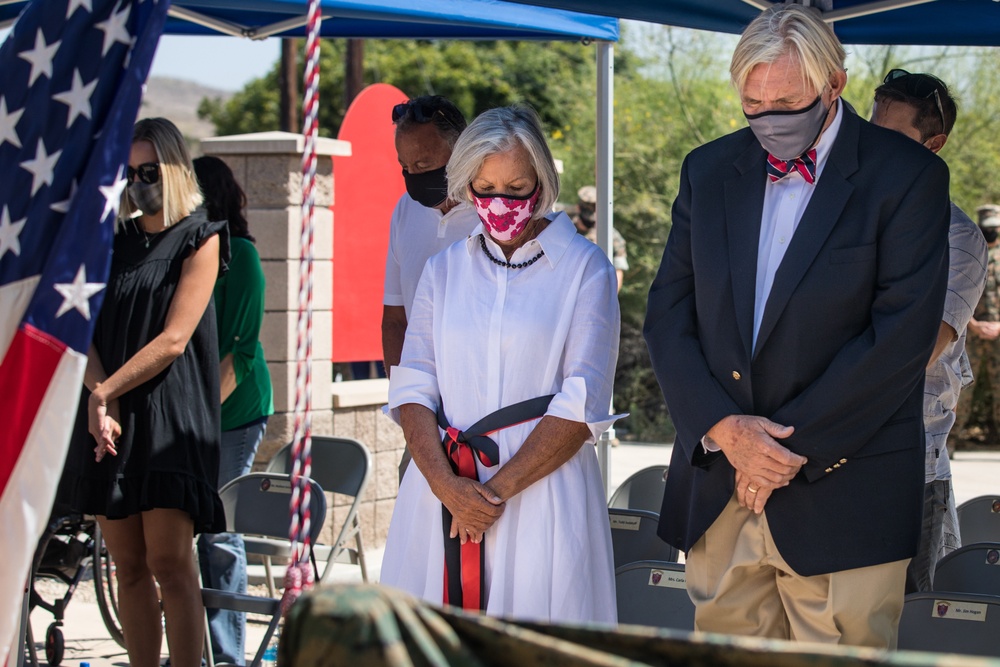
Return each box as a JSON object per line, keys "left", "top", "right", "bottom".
{"left": 193, "top": 156, "right": 274, "bottom": 666}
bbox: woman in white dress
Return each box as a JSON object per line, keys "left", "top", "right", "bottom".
{"left": 381, "top": 105, "right": 621, "bottom": 624}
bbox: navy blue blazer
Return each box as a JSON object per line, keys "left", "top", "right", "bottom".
{"left": 643, "top": 108, "right": 951, "bottom": 577}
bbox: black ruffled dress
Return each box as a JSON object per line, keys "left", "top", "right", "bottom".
{"left": 69, "top": 211, "right": 230, "bottom": 534}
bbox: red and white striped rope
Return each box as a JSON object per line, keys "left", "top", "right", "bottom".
{"left": 283, "top": 0, "right": 321, "bottom": 616}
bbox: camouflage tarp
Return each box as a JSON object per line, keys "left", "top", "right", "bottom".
{"left": 280, "top": 584, "right": 999, "bottom": 667}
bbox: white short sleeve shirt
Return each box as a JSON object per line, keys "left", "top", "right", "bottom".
{"left": 383, "top": 194, "right": 482, "bottom": 319}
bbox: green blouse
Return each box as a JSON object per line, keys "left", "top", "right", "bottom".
{"left": 215, "top": 236, "right": 274, "bottom": 431}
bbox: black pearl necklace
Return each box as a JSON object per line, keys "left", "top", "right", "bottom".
{"left": 479, "top": 234, "right": 545, "bottom": 269}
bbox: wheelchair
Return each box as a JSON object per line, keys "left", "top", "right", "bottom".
{"left": 25, "top": 500, "right": 124, "bottom": 665}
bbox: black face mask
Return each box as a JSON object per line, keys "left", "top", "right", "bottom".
{"left": 982, "top": 227, "right": 999, "bottom": 244}
{"left": 403, "top": 165, "right": 448, "bottom": 209}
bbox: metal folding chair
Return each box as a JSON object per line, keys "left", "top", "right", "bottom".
{"left": 201, "top": 472, "right": 326, "bottom": 667}
{"left": 608, "top": 508, "right": 679, "bottom": 569}
{"left": 897, "top": 591, "right": 1000, "bottom": 657}
{"left": 615, "top": 560, "right": 694, "bottom": 630}
{"left": 932, "top": 542, "right": 1000, "bottom": 597}
{"left": 608, "top": 465, "right": 668, "bottom": 514}
{"left": 956, "top": 495, "right": 1000, "bottom": 545}
{"left": 251, "top": 436, "right": 372, "bottom": 595}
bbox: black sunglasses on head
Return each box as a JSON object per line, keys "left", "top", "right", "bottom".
{"left": 391, "top": 101, "right": 462, "bottom": 129}
{"left": 127, "top": 162, "right": 160, "bottom": 185}
{"left": 883, "top": 68, "right": 946, "bottom": 135}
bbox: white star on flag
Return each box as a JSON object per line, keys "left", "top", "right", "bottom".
{"left": 53, "top": 70, "right": 98, "bottom": 128}
{"left": 18, "top": 29, "right": 61, "bottom": 87}
{"left": 0, "top": 0, "right": 172, "bottom": 661}
{"left": 50, "top": 180, "right": 79, "bottom": 215}
{"left": 54, "top": 264, "right": 105, "bottom": 320}
{"left": 20, "top": 138, "right": 62, "bottom": 196}
{"left": 124, "top": 35, "right": 138, "bottom": 68}
{"left": 99, "top": 166, "right": 127, "bottom": 222}
{"left": 0, "top": 206, "right": 27, "bottom": 259}
{"left": 66, "top": 0, "right": 94, "bottom": 18}
{"left": 0, "top": 97, "right": 24, "bottom": 149}
{"left": 96, "top": 2, "right": 132, "bottom": 56}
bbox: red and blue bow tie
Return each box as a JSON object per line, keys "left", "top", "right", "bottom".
{"left": 766, "top": 149, "right": 817, "bottom": 185}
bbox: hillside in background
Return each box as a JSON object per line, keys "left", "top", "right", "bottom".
{"left": 139, "top": 76, "right": 231, "bottom": 149}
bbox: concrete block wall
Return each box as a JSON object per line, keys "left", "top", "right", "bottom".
{"left": 201, "top": 132, "right": 403, "bottom": 551}
{"left": 201, "top": 131, "right": 348, "bottom": 465}
{"left": 320, "top": 382, "right": 404, "bottom": 549}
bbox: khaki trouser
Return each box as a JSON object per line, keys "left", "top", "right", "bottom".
{"left": 686, "top": 492, "right": 909, "bottom": 649}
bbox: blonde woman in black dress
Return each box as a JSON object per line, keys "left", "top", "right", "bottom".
{"left": 71, "top": 118, "right": 228, "bottom": 667}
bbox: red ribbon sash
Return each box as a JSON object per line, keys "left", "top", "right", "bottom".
{"left": 436, "top": 395, "right": 554, "bottom": 612}
{"left": 442, "top": 427, "right": 486, "bottom": 611}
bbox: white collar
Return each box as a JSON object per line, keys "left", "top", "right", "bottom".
{"left": 466, "top": 211, "right": 577, "bottom": 268}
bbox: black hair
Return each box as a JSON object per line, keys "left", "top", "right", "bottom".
{"left": 874, "top": 71, "right": 958, "bottom": 140}
{"left": 192, "top": 155, "right": 254, "bottom": 243}
{"left": 393, "top": 95, "right": 467, "bottom": 147}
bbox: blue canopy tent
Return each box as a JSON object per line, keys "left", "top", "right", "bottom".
{"left": 503, "top": 0, "right": 1000, "bottom": 47}
{"left": 0, "top": 0, "right": 618, "bottom": 41}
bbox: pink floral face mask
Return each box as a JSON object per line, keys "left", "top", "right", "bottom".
{"left": 470, "top": 183, "right": 541, "bottom": 242}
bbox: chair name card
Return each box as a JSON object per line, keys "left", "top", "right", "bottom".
{"left": 648, "top": 569, "right": 686, "bottom": 589}
{"left": 610, "top": 515, "right": 642, "bottom": 531}
{"left": 259, "top": 477, "right": 293, "bottom": 493}
{"left": 931, "top": 600, "right": 988, "bottom": 622}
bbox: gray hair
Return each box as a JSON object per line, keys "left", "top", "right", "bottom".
{"left": 730, "top": 5, "right": 845, "bottom": 97}
{"left": 446, "top": 105, "right": 559, "bottom": 217}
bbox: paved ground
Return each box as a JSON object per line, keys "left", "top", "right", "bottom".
{"left": 19, "top": 443, "right": 1000, "bottom": 666}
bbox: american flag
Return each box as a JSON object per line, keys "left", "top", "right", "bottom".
{"left": 0, "top": 0, "right": 168, "bottom": 657}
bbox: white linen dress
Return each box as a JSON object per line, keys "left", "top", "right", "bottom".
{"left": 382, "top": 212, "right": 621, "bottom": 624}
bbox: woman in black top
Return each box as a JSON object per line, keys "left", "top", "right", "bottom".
{"left": 71, "top": 117, "right": 228, "bottom": 667}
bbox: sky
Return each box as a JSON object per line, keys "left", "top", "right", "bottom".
{"left": 147, "top": 35, "right": 281, "bottom": 91}
{"left": 0, "top": 29, "right": 281, "bottom": 92}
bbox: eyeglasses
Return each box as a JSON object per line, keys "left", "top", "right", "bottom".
{"left": 882, "top": 68, "right": 947, "bottom": 135}
{"left": 127, "top": 162, "right": 160, "bottom": 185}
{"left": 391, "top": 101, "right": 462, "bottom": 130}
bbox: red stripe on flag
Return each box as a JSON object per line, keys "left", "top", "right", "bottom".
{"left": 0, "top": 324, "right": 67, "bottom": 496}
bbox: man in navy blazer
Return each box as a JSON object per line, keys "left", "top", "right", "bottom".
{"left": 644, "top": 5, "right": 950, "bottom": 648}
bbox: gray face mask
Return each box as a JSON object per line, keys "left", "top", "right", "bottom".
{"left": 128, "top": 181, "right": 163, "bottom": 217}
{"left": 744, "top": 96, "right": 830, "bottom": 161}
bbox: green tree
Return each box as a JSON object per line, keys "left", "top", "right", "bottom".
{"left": 199, "top": 38, "right": 615, "bottom": 139}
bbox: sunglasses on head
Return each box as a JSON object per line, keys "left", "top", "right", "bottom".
{"left": 883, "top": 68, "right": 946, "bottom": 135}
{"left": 391, "top": 101, "right": 462, "bottom": 129}
{"left": 127, "top": 162, "right": 160, "bottom": 185}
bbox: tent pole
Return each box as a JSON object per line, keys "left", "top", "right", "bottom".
{"left": 596, "top": 40, "right": 614, "bottom": 497}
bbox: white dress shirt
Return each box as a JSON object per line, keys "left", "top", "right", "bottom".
{"left": 754, "top": 99, "right": 844, "bottom": 350}
{"left": 382, "top": 193, "right": 481, "bottom": 319}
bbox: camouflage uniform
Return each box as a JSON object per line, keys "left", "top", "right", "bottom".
{"left": 281, "top": 583, "right": 994, "bottom": 666}
{"left": 584, "top": 225, "right": 630, "bottom": 273}
{"left": 954, "top": 205, "right": 1000, "bottom": 440}
{"left": 575, "top": 185, "right": 629, "bottom": 273}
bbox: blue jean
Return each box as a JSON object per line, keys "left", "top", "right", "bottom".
{"left": 198, "top": 419, "right": 267, "bottom": 665}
